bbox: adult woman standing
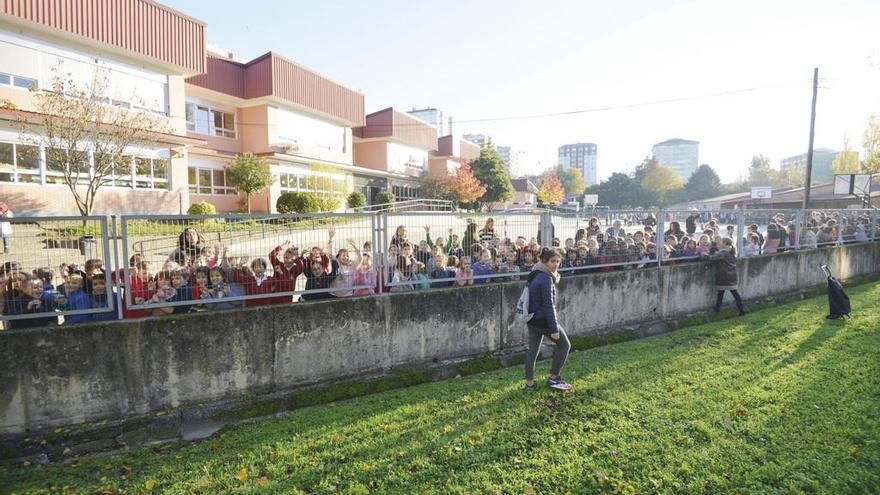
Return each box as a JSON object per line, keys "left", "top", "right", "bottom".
{"left": 701, "top": 236, "right": 745, "bottom": 316}
{"left": 524, "top": 247, "right": 572, "bottom": 391}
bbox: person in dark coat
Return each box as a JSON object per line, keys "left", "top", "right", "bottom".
{"left": 701, "top": 236, "right": 745, "bottom": 316}
{"left": 524, "top": 247, "right": 572, "bottom": 391}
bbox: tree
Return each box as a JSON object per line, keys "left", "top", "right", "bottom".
{"left": 537, "top": 171, "right": 565, "bottom": 203}
{"left": 445, "top": 159, "right": 486, "bottom": 205}
{"left": 555, "top": 165, "right": 586, "bottom": 197}
{"left": 684, "top": 164, "right": 722, "bottom": 200}
{"left": 420, "top": 177, "right": 457, "bottom": 204}
{"left": 587, "top": 173, "right": 644, "bottom": 208}
{"left": 347, "top": 191, "right": 367, "bottom": 210}
{"left": 7, "top": 62, "right": 172, "bottom": 216}
{"left": 226, "top": 152, "right": 272, "bottom": 213}
{"left": 469, "top": 146, "right": 513, "bottom": 207}
{"left": 747, "top": 154, "right": 778, "bottom": 186}
{"left": 639, "top": 161, "right": 684, "bottom": 206}
{"left": 633, "top": 155, "right": 661, "bottom": 183}
{"left": 832, "top": 137, "right": 861, "bottom": 174}
{"left": 863, "top": 114, "right": 880, "bottom": 173}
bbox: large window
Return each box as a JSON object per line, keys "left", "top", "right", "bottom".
{"left": 0, "top": 71, "right": 37, "bottom": 90}
{"left": 277, "top": 108, "right": 346, "bottom": 153}
{"left": 135, "top": 157, "right": 169, "bottom": 189}
{"left": 186, "top": 102, "right": 236, "bottom": 138}
{"left": 0, "top": 142, "right": 167, "bottom": 188}
{"left": 392, "top": 183, "right": 423, "bottom": 201}
{"left": 278, "top": 170, "right": 347, "bottom": 197}
{"left": 188, "top": 166, "right": 236, "bottom": 195}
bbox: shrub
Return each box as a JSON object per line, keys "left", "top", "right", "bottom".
{"left": 187, "top": 201, "right": 217, "bottom": 216}
{"left": 277, "top": 192, "right": 321, "bottom": 214}
{"left": 347, "top": 191, "right": 367, "bottom": 210}
{"left": 317, "top": 195, "right": 342, "bottom": 212}
{"left": 373, "top": 191, "right": 395, "bottom": 206}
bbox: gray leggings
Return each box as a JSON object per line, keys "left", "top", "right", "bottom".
{"left": 524, "top": 324, "right": 571, "bottom": 381}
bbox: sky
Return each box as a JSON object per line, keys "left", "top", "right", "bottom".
{"left": 166, "top": 0, "right": 880, "bottom": 183}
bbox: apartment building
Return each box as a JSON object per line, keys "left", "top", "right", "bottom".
{"left": 0, "top": 0, "right": 206, "bottom": 214}
{"left": 353, "top": 108, "right": 438, "bottom": 201}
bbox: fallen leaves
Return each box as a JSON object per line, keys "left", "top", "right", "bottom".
{"left": 145, "top": 479, "right": 155, "bottom": 490}
{"left": 256, "top": 475, "right": 269, "bottom": 486}
{"left": 234, "top": 467, "right": 248, "bottom": 481}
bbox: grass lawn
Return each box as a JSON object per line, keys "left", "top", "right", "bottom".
{"left": 2, "top": 282, "right": 879, "bottom": 494}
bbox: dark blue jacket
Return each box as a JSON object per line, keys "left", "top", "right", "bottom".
{"left": 4, "top": 293, "right": 57, "bottom": 328}
{"left": 89, "top": 292, "right": 121, "bottom": 321}
{"left": 527, "top": 270, "right": 559, "bottom": 332}
{"left": 61, "top": 289, "right": 92, "bottom": 324}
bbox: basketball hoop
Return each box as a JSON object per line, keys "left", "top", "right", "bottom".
{"left": 834, "top": 173, "right": 874, "bottom": 207}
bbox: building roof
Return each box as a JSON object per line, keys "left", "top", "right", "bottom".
{"left": 353, "top": 107, "right": 438, "bottom": 151}
{"left": 654, "top": 138, "right": 699, "bottom": 146}
{"left": 558, "top": 142, "right": 597, "bottom": 149}
{"left": 186, "top": 52, "right": 365, "bottom": 127}
{"left": 0, "top": 0, "right": 207, "bottom": 75}
{"left": 510, "top": 179, "right": 539, "bottom": 194}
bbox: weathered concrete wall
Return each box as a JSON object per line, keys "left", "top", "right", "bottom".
{"left": 1, "top": 243, "right": 878, "bottom": 435}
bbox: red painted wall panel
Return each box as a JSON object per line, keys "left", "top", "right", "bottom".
{"left": 0, "top": 0, "right": 206, "bottom": 74}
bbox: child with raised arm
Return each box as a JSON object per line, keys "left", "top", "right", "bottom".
{"left": 231, "top": 256, "right": 275, "bottom": 307}
{"left": 330, "top": 229, "right": 363, "bottom": 297}
{"left": 352, "top": 253, "right": 376, "bottom": 296}
{"left": 269, "top": 241, "right": 304, "bottom": 304}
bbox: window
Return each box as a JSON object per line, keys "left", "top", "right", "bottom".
{"left": 278, "top": 171, "right": 347, "bottom": 198}
{"left": 185, "top": 102, "right": 236, "bottom": 138}
{"left": 0, "top": 73, "right": 9, "bottom": 85}
{"left": 134, "top": 157, "right": 169, "bottom": 190}
{"left": 0, "top": 72, "right": 37, "bottom": 90}
{"left": 15, "top": 145, "right": 41, "bottom": 184}
{"left": 187, "top": 166, "right": 235, "bottom": 195}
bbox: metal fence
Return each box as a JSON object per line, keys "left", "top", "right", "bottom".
{"left": 1, "top": 208, "right": 878, "bottom": 326}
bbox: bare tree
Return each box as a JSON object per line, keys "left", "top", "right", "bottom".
{"left": 3, "top": 62, "right": 173, "bottom": 216}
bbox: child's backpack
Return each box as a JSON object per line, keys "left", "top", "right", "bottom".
{"left": 514, "top": 284, "right": 533, "bottom": 323}
{"left": 822, "top": 265, "right": 851, "bottom": 319}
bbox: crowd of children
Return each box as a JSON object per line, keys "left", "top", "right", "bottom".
{"left": 1, "top": 211, "right": 875, "bottom": 328}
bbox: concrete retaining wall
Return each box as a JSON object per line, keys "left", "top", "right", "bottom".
{"left": 2, "top": 243, "right": 878, "bottom": 437}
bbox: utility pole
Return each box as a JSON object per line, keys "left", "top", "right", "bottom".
{"left": 802, "top": 67, "right": 819, "bottom": 210}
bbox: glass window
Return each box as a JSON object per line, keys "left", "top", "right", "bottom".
{"left": 135, "top": 157, "right": 152, "bottom": 189}
{"left": 195, "top": 106, "right": 210, "bottom": 135}
{"left": 212, "top": 170, "right": 225, "bottom": 192}
{"left": 45, "top": 148, "right": 65, "bottom": 172}
{"left": 0, "top": 73, "right": 9, "bottom": 85}
{"left": 12, "top": 76, "right": 37, "bottom": 89}
{"left": 153, "top": 159, "right": 168, "bottom": 181}
{"left": 212, "top": 110, "right": 235, "bottom": 138}
{"left": 188, "top": 167, "right": 198, "bottom": 193}
{"left": 0, "top": 142, "right": 13, "bottom": 182}
{"left": 185, "top": 103, "right": 196, "bottom": 132}
{"left": 198, "top": 169, "right": 211, "bottom": 192}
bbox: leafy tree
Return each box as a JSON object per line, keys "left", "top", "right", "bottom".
{"left": 7, "top": 63, "right": 172, "bottom": 216}
{"left": 347, "top": 191, "right": 367, "bottom": 210}
{"left": 640, "top": 162, "right": 684, "bottom": 205}
{"left": 469, "top": 146, "right": 513, "bottom": 207}
{"left": 586, "top": 173, "right": 645, "bottom": 208}
{"left": 538, "top": 171, "right": 565, "bottom": 203}
{"left": 555, "top": 165, "right": 586, "bottom": 197}
{"left": 420, "top": 178, "right": 457, "bottom": 204}
{"left": 863, "top": 114, "right": 880, "bottom": 173}
{"left": 832, "top": 138, "right": 861, "bottom": 174}
{"left": 445, "top": 159, "right": 486, "bottom": 205}
{"left": 226, "top": 152, "right": 272, "bottom": 213}
{"left": 779, "top": 163, "right": 805, "bottom": 187}
{"left": 684, "top": 164, "right": 722, "bottom": 200}
{"left": 747, "top": 154, "right": 777, "bottom": 186}
{"left": 187, "top": 201, "right": 217, "bottom": 215}
{"left": 633, "top": 155, "right": 661, "bottom": 183}
{"left": 310, "top": 163, "right": 349, "bottom": 212}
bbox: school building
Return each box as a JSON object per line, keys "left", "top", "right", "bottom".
{"left": 0, "top": 0, "right": 482, "bottom": 215}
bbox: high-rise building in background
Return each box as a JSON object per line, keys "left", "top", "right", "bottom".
{"left": 558, "top": 143, "right": 598, "bottom": 186}
{"left": 462, "top": 134, "right": 491, "bottom": 149}
{"left": 652, "top": 138, "right": 699, "bottom": 180}
{"left": 780, "top": 148, "right": 842, "bottom": 184}
{"left": 495, "top": 145, "right": 519, "bottom": 173}
{"left": 407, "top": 107, "right": 452, "bottom": 136}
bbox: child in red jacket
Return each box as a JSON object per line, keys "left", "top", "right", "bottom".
{"left": 231, "top": 257, "right": 275, "bottom": 307}
{"left": 269, "top": 240, "right": 304, "bottom": 304}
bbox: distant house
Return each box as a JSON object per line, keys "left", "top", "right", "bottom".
{"left": 491, "top": 179, "right": 538, "bottom": 210}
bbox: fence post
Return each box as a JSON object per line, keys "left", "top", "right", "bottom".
{"left": 107, "top": 215, "right": 123, "bottom": 320}
{"left": 378, "top": 212, "right": 387, "bottom": 292}
{"left": 871, "top": 209, "right": 878, "bottom": 242}
{"left": 120, "top": 216, "right": 132, "bottom": 312}
{"left": 656, "top": 209, "right": 664, "bottom": 268}
{"left": 736, "top": 209, "right": 745, "bottom": 258}
{"left": 794, "top": 209, "right": 803, "bottom": 250}
{"left": 539, "top": 210, "right": 554, "bottom": 246}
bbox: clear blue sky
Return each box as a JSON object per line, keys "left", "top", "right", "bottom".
{"left": 166, "top": 0, "right": 880, "bottom": 182}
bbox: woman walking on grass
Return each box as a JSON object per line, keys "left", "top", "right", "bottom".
{"left": 524, "top": 247, "right": 572, "bottom": 391}
{"left": 701, "top": 236, "right": 746, "bottom": 316}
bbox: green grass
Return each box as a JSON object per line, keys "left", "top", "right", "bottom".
{"left": 3, "top": 282, "right": 880, "bottom": 494}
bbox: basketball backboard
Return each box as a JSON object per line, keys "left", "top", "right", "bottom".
{"left": 834, "top": 174, "right": 873, "bottom": 196}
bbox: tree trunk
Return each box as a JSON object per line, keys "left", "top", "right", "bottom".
{"left": 246, "top": 192, "right": 251, "bottom": 214}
